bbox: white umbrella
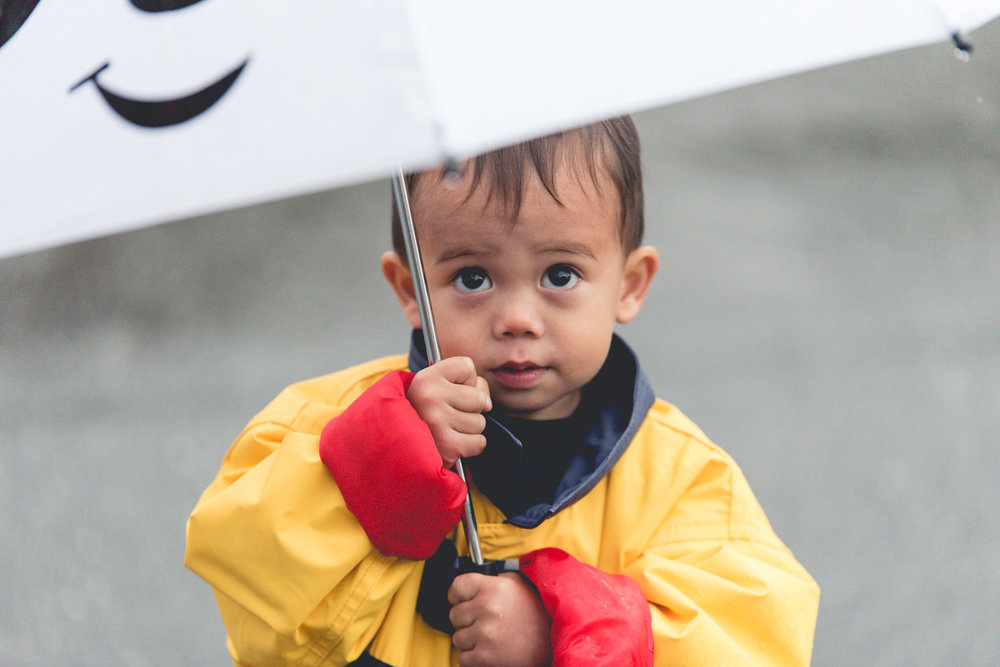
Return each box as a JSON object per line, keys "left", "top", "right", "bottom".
{"left": 1, "top": 0, "right": 998, "bottom": 257}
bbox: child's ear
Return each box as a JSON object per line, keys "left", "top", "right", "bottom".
{"left": 381, "top": 251, "right": 423, "bottom": 330}
{"left": 616, "top": 246, "right": 659, "bottom": 324}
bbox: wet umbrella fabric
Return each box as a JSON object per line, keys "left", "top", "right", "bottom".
{"left": 1, "top": 0, "right": 999, "bottom": 257}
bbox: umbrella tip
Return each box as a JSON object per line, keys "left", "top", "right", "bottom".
{"left": 443, "top": 156, "right": 461, "bottom": 179}
{"left": 951, "top": 32, "right": 973, "bottom": 61}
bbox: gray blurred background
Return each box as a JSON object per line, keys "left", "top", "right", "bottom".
{"left": 2, "top": 21, "right": 999, "bottom": 666}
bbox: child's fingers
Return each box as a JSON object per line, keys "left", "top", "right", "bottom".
{"left": 409, "top": 357, "right": 491, "bottom": 467}
{"left": 432, "top": 356, "right": 480, "bottom": 387}
{"left": 451, "top": 627, "right": 477, "bottom": 654}
{"left": 446, "top": 409, "right": 487, "bottom": 437}
{"left": 409, "top": 380, "right": 489, "bottom": 422}
{"left": 412, "top": 360, "right": 491, "bottom": 413}
{"left": 417, "top": 395, "right": 487, "bottom": 436}
{"left": 447, "top": 572, "right": 485, "bottom": 606}
{"left": 445, "top": 384, "right": 492, "bottom": 418}
{"left": 476, "top": 376, "right": 492, "bottom": 412}
{"left": 449, "top": 603, "right": 476, "bottom": 633}
{"left": 438, "top": 432, "right": 487, "bottom": 468}
{"left": 436, "top": 359, "right": 491, "bottom": 411}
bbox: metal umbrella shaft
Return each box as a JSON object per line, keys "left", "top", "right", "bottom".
{"left": 392, "top": 169, "right": 484, "bottom": 566}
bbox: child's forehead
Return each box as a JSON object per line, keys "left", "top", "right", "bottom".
{"left": 412, "top": 148, "right": 616, "bottom": 220}
{"left": 410, "top": 164, "right": 623, "bottom": 260}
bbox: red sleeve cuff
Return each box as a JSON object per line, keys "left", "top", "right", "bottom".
{"left": 520, "top": 548, "right": 654, "bottom": 667}
{"left": 319, "top": 370, "right": 466, "bottom": 559}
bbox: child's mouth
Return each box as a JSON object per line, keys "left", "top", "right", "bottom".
{"left": 492, "top": 362, "right": 548, "bottom": 389}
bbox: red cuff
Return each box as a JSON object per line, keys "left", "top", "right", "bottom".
{"left": 519, "top": 548, "right": 653, "bottom": 667}
{"left": 319, "top": 370, "right": 466, "bottom": 559}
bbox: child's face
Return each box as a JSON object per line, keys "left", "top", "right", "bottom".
{"left": 386, "top": 160, "right": 657, "bottom": 420}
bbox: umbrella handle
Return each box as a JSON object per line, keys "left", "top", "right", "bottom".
{"left": 392, "top": 169, "right": 484, "bottom": 566}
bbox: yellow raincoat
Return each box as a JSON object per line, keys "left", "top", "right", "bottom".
{"left": 186, "top": 348, "right": 819, "bottom": 666}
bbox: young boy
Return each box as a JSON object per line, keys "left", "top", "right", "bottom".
{"left": 185, "top": 117, "right": 819, "bottom": 666}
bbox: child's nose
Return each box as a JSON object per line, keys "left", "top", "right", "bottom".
{"left": 493, "top": 296, "right": 544, "bottom": 339}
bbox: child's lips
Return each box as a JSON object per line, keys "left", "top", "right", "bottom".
{"left": 492, "top": 362, "right": 548, "bottom": 389}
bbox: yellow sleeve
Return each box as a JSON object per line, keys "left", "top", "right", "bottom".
{"left": 625, "top": 445, "right": 819, "bottom": 666}
{"left": 185, "top": 414, "right": 420, "bottom": 665}
{"left": 630, "top": 540, "right": 818, "bottom": 666}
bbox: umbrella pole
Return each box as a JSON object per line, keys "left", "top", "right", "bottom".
{"left": 392, "top": 169, "right": 484, "bottom": 566}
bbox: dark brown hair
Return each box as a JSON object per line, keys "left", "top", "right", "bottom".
{"left": 391, "top": 115, "right": 643, "bottom": 259}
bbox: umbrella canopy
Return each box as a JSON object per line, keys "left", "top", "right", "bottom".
{"left": 1, "top": 0, "right": 999, "bottom": 257}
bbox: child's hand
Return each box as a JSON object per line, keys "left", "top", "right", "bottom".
{"left": 407, "top": 357, "right": 492, "bottom": 468}
{"left": 448, "top": 572, "right": 553, "bottom": 667}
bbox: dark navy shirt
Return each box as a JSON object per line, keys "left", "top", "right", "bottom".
{"left": 470, "top": 385, "right": 601, "bottom": 519}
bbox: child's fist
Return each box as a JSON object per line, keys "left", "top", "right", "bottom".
{"left": 407, "top": 356, "right": 492, "bottom": 468}
{"left": 448, "top": 572, "right": 553, "bottom": 667}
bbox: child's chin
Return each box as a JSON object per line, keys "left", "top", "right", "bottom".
{"left": 494, "top": 391, "right": 578, "bottom": 420}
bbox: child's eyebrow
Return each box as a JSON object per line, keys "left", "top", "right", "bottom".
{"left": 433, "top": 246, "right": 495, "bottom": 264}
{"left": 433, "top": 242, "right": 597, "bottom": 264}
{"left": 539, "top": 242, "right": 596, "bottom": 260}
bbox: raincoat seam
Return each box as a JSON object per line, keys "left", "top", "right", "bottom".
{"left": 650, "top": 421, "right": 719, "bottom": 455}
{"left": 650, "top": 522, "right": 784, "bottom": 546}
{"left": 727, "top": 465, "right": 736, "bottom": 539}
{"left": 269, "top": 356, "right": 410, "bottom": 425}
{"left": 643, "top": 415, "right": 742, "bottom": 478}
{"left": 236, "top": 396, "right": 314, "bottom": 439}
{"left": 329, "top": 369, "right": 408, "bottom": 411}
{"left": 319, "top": 553, "right": 393, "bottom": 663}
{"left": 238, "top": 418, "right": 299, "bottom": 437}
{"left": 248, "top": 397, "right": 340, "bottom": 441}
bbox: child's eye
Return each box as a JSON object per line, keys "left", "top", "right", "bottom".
{"left": 452, "top": 267, "right": 492, "bottom": 293}
{"left": 541, "top": 264, "right": 580, "bottom": 290}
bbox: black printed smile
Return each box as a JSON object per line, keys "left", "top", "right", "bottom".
{"left": 69, "top": 58, "right": 249, "bottom": 128}
{"left": 130, "top": 0, "right": 206, "bottom": 12}
{"left": 0, "top": 0, "right": 42, "bottom": 50}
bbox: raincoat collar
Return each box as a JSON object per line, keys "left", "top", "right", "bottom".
{"left": 407, "top": 330, "right": 655, "bottom": 528}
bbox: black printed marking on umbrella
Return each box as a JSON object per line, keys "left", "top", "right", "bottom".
{"left": 129, "top": 0, "right": 206, "bottom": 12}
{"left": 951, "top": 32, "right": 974, "bottom": 56}
{"left": 69, "top": 59, "right": 249, "bottom": 128}
{"left": 0, "top": 0, "right": 43, "bottom": 50}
